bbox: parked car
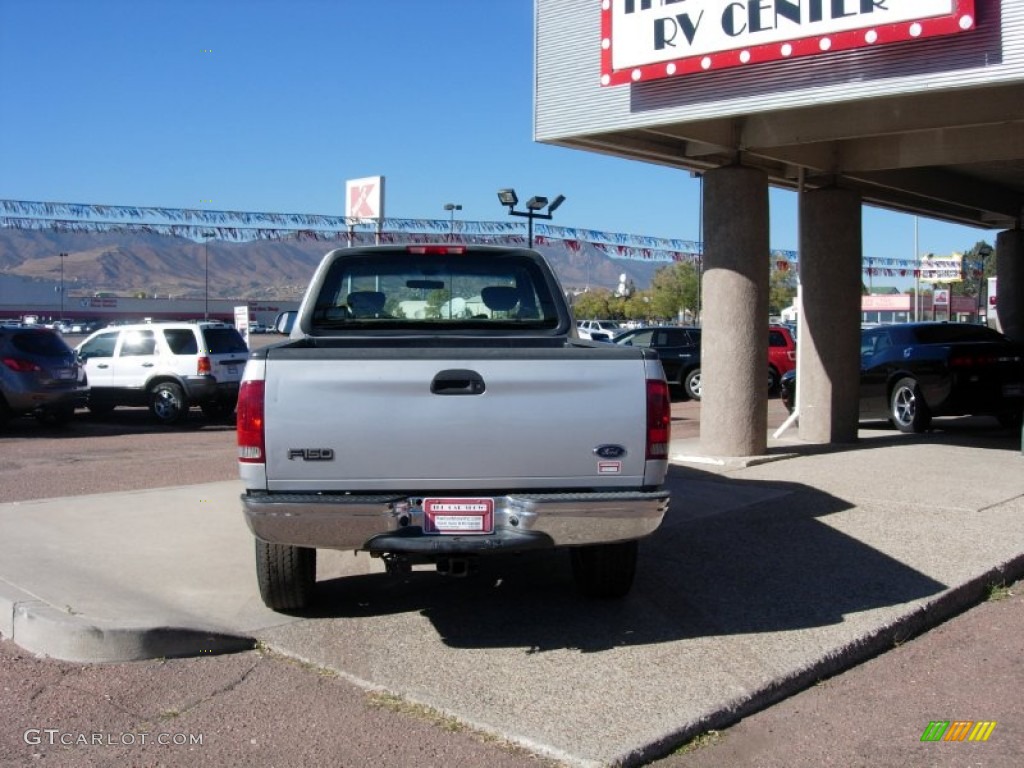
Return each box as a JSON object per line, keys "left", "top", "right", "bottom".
{"left": 0, "top": 324, "right": 89, "bottom": 426}
{"left": 75, "top": 321, "right": 249, "bottom": 425}
{"left": 767, "top": 324, "right": 798, "bottom": 391}
{"left": 614, "top": 324, "right": 795, "bottom": 399}
{"left": 779, "top": 322, "right": 1024, "bottom": 432}
{"left": 577, "top": 319, "right": 622, "bottom": 340}
{"left": 613, "top": 326, "right": 703, "bottom": 398}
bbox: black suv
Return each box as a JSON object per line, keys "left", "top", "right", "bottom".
{"left": 613, "top": 326, "right": 703, "bottom": 398}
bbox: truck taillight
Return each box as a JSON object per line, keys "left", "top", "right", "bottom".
{"left": 237, "top": 379, "right": 266, "bottom": 463}
{"left": 197, "top": 356, "right": 212, "bottom": 375}
{"left": 646, "top": 378, "right": 671, "bottom": 460}
{"left": 405, "top": 245, "right": 466, "bottom": 255}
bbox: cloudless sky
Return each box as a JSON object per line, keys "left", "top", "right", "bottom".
{"left": 0, "top": 0, "right": 991, "bottom": 286}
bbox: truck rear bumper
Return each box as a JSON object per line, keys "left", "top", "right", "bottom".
{"left": 241, "top": 489, "right": 670, "bottom": 552}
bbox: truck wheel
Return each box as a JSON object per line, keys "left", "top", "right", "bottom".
{"left": 36, "top": 405, "right": 75, "bottom": 425}
{"left": 996, "top": 410, "right": 1023, "bottom": 430}
{"left": 201, "top": 400, "right": 235, "bottom": 422}
{"left": 890, "top": 377, "right": 930, "bottom": 433}
{"left": 768, "top": 368, "right": 780, "bottom": 395}
{"left": 255, "top": 539, "right": 316, "bottom": 611}
{"left": 570, "top": 540, "right": 638, "bottom": 599}
{"left": 87, "top": 399, "right": 116, "bottom": 415}
{"left": 149, "top": 382, "right": 188, "bottom": 425}
{"left": 683, "top": 368, "right": 702, "bottom": 401}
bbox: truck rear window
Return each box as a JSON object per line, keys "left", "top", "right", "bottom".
{"left": 310, "top": 251, "right": 563, "bottom": 333}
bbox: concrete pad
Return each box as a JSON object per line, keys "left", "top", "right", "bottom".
{"left": 1, "top": 429, "right": 1023, "bottom": 766}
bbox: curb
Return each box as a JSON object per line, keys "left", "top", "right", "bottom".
{"left": 0, "top": 581, "right": 253, "bottom": 663}
{"left": 620, "top": 552, "right": 1024, "bottom": 767}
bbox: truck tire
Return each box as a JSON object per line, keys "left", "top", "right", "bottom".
{"left": 87, "top": 399, "right": 116, "bottom": 415}
{"left": 35, "top": 404, "right": 75, "bottom": 425}
{"left": 255, "top": 539, "right": 316, "bottom": 611}
{"left": 201, "top": 399, "right": 235, "bottom": 422}
{"left": 890, "top": 377, "right": 930, "bottom": 433}
{"left": 570, "top": 540, "right": 638, "bottom": 599}
{"left": 149, "top": 382, "right": 188, "bottom": 425}
{"left": 683, "top": 368, "right": 702, "bottom": 401}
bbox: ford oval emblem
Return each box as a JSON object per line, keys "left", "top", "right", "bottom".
{"left": 594, "top": 444, "right": 626, "bottom": 459}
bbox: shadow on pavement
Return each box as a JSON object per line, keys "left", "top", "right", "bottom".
{"left": 293, "top": 466, "right": 946, "bottom": 654}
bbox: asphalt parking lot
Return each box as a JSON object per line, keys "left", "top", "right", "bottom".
{"left": 2, "top": 335, "right": 1022, "bottom": 767}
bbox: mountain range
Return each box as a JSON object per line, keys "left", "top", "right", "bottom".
{"left": 0, "top": 229, "right": 666, "bottom": 302}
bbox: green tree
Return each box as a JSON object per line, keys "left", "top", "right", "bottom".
{"left": 425, "top": 289, "right": 451, "bottom": 319}
{"left": 951, "top": 241, "right": 995, "bottom": 298}
{"left": 768, "top": 264, "right": 797, "bottom": 315}
{"left": 648, "top": 262, "right": 698, "bottom": 322}
{"left": 571, "top": 289, "right": 613, "bottom": 320}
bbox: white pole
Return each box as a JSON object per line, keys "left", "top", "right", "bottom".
{"left": 773, "top": 170, "right": 805, "bottom": 439}
{"left": 914, "top": 216, "right": 920, "bottom": 322}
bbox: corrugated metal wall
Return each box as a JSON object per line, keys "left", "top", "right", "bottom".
{"left": 536, "top": 0, "right": 1023, "bottom": 140}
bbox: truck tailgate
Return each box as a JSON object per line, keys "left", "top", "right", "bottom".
{"left": 261, "top": 346, "right": 659, "bottom": 491}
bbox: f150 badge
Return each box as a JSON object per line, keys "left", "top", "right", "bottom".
{"left": 288, "top": 448, "right": 335, "bottom": 461}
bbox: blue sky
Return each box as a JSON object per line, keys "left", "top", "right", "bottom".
{"left": 0, "top": 0, "right": 990, "bottom": 284}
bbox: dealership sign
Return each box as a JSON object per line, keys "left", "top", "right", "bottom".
{"left": 601, "top": 0, "right": 976, "bottom": 86}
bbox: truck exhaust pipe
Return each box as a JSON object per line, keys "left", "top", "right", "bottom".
{"left": 437, "top": 557, "right": 472, "bottom": 578}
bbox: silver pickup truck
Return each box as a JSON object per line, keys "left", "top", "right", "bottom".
{"left": 237, "top": 244, "right": 671, "bottom": 610}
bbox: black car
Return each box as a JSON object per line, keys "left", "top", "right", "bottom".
{"left": 613, "top": 326, "right": 703, "bottom": 398}
{"left": 780, "top": 322, "right": 1024, "bottom": 433}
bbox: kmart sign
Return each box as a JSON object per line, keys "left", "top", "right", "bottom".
{"left": 601, "top": 0, "right": 977, "bottom": 86}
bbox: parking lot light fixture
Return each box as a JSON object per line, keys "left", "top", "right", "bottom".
{"left": 496, "top": 189, "right": 565, "bottom": 248}
{"left": 497, "top": 189, "right": 518, "bottom": 207}
{"left": 443, "top": 203, "right": 462, "bottom": 242}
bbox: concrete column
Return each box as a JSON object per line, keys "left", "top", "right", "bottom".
{"left": 699, "top": 166, "right": 769, "bottom": 457}
{"left": 798, "top": 187, "right": 862, "bottom": 443}
{"left": 995, "top": 229, "right": 1024, "bottom": 344}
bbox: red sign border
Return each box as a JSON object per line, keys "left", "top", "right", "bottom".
{"left": 600, "top": 0, "right": 977, "bottom": 87}
{"left": 422, "top": 497, "right": 495, "bottom": 535}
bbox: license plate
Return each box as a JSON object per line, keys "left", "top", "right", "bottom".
{"left": 54, "top": 368, "right": 76, "bottom": 380}
{"left": 423, "top": 498, "right": 494, "bottom": 535}
{"left": 227, "top": 366, "right": 238, "bottom": 375}
{"left": 1003, "top": 383, "right": 1024, "bottom": 397}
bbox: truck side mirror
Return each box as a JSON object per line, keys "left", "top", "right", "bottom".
{"left": 275, "top": 311, "right": 297, "bottom": 335}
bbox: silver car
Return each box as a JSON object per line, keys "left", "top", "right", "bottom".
{"left": 0, "top": 324, "right": 89, "bottom": 426}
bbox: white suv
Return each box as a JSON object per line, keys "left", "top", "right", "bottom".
{"left": 76, "top": 322, "right": 249, "bottom": 425}
{"left": 576, "top": 319, "right": 622, "bottom": 341}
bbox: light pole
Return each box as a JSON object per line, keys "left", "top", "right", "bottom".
{"left": 202, "top": 232, "right": 216, "bottom": 320}
{"left": 690, "top": 170, "right": 704, "bottom": 325}
{"left": 59, "top": 252, "right": 67, "bottom": 321}
{"left": 497, "top": 188, "right": 565, "bottom": 248}
{"left": 443, "top": 203, "right": 462, "bottom": 242}
{"left": 976, "top": 243, "right": 993, "bottom": 323}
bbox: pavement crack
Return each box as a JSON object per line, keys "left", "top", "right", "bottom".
{"left": 149, "top": 660, "right": 262, "bottom": 723}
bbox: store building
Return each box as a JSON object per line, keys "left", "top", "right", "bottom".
{"left": 535, "top": 0, "right": 1023, "bottom": 452}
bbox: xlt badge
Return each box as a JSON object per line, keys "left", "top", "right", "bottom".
{"left": 288, "top": 448, "right": 335, "bottom": 461}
